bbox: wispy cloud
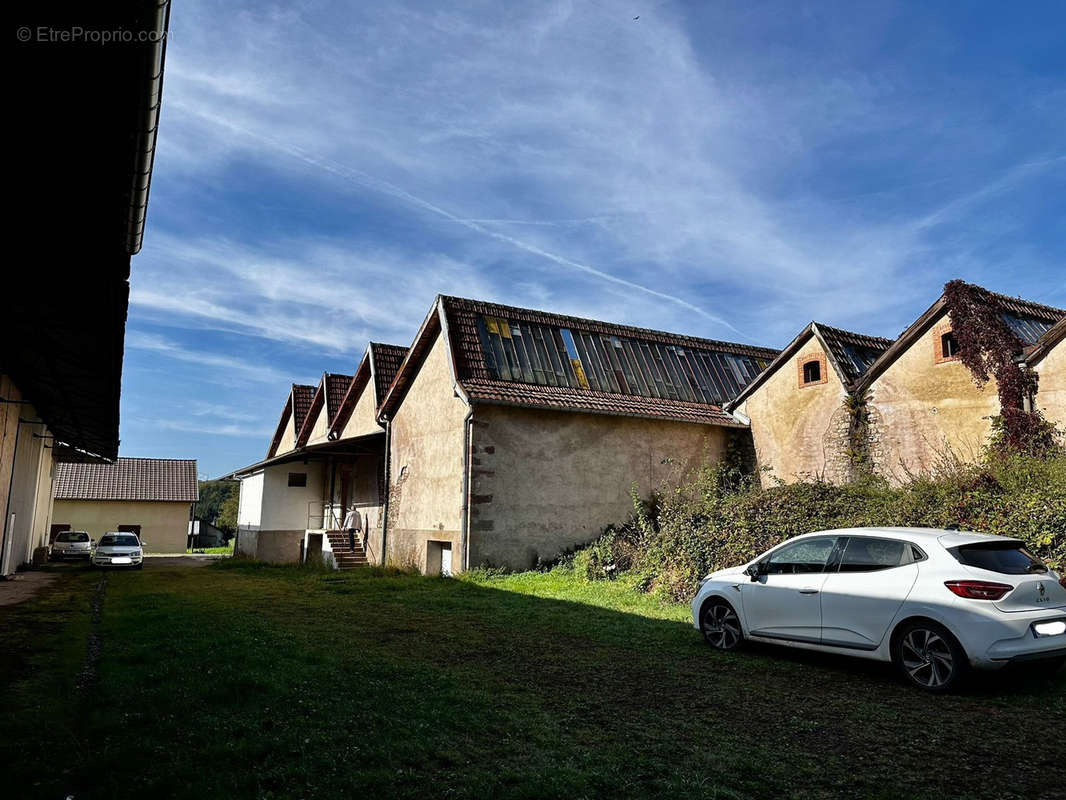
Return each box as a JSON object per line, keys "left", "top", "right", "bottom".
{"left": 125, "top": 330, "right": 290, "bottom": 384}
{"left": 125, "top": 0, "right": 1064, "bottom": 476}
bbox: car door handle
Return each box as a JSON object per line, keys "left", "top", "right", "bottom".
{"left": 798, "top": 588, "right": 819, "bottom": 595}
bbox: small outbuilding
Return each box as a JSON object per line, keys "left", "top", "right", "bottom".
{"left": 53, "top": 458, "right": 199, "bottom": 553}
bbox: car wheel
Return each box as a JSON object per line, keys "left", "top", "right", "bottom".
{"left": 700, "top": 598, "right": 744, "bottom": 651}
{"left": 895, "top": 620, "right": 967, "bottom": 692}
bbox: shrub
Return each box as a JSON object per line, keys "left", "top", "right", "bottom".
{"left": 579, "top": 453, "right": 1066, "bottom": 601}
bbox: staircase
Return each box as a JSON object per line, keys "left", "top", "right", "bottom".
{"left": 325, "top": 530, "right": 369, "bottom": 570}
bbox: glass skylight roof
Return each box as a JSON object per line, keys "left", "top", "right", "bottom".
{"left": 476, "top": 315, "right": 771, "bottom": 406}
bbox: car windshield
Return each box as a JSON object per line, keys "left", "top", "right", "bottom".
{"left": 99, "top": 534, "right": 139, "bottom": 547}
{"left": 56, "top": 531, "right": 89, "bottom": 543}
{"left": 952, "top": 541, "right": 1047, "bottom": 575}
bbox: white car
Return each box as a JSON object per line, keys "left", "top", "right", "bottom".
{"left": 50, "top": 530, "right": 93, "bottom": 561}
{"left": 92, "top": 532, "right": 145, "bottom": 569}
{"left": 691, "top": 527, "right": 1066, "bottom": 691}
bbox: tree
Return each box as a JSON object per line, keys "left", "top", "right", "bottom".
{"left": 216, "top": 491, "right": 239, "bottom": 536}
{"left": 195, "top": 480, "right": 239, "bottom": 530}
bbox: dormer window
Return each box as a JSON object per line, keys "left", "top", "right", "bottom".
{"left": 803, "top": 360, "right": 821, "bottom": 383}
{"left": 941, "top": 332, "right": 959, "bottom": 359}
{"left": 798, "top": 353, "right": 827, "bottom": 387}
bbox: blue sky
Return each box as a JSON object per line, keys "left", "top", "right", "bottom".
{"left": 122, "top": 0, "right": 1066, "bottom": 478}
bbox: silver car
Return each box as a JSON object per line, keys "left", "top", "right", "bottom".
{"left": 92, "top": 532, "right": 145, "bottom": 569}
{"left": 50, "top": 530, "right": 93, "bottom": 561}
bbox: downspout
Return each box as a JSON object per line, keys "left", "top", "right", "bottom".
{"left": 460, "top": 407, "right": 474, "bottom": 572}
{"left": 380, "top": 419, "right": 391, "bottom": 566}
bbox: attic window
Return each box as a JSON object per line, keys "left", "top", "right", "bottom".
{"left": 941, "top": 332, "right": 959, "bottom": 359}
{"left": 934, "top": 324, "right": 961, "bottom": 363}
{"left": 802, "top": 360, "right": 821, "bottom": 384}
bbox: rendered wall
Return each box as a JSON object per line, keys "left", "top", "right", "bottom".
{"left": 275, "top": 418, "right": 296, "bottom": 456}
{"left": 468, "top": 406, "right": 731, "bottom": 570}
{"left": 306, "top": 402, "right": 329, "bottom": 446}
{"left": 386, "top": 331, "right": 468, "bottom": 570}
{"left": 866, "top": 311, "right": 999, "bottom": 481}
{"left": 339, "top": 382, "right": 382, "bottom": 440}
{"left": 0, "top": 375, "right": 21, "bottom": 571}
{"left": 1033, "top": 340, "right": 1064, "bottom": 429}
{"left": 236, "top": 464, "right": 324, "bottom": 562}
{"left": 51, "top": 499, "right": 191, "bottom": 553}
{"left": 0, "top": 382, "right": 53, "bottom": 573}
{"left": 737, "top": 336, "right": 852, "bottom": 484}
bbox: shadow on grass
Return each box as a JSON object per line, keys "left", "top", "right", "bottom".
{"left": 3, "top": 560, "right": 1064, "bottom": 800}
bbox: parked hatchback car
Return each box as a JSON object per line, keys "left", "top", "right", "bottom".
{"left": 50, "top": 530, "right": 93, "bottom": 561}
{"left": 92, "top": 532, "right": 145, "bottom": 569}
{"left": 691, "top": 527, "right": 1066, "bottom": 691}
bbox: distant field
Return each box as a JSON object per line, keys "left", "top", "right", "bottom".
{"left": 2, "top": 561, "right": 1063, "bottom": 799}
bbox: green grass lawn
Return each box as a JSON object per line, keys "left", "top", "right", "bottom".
{"left": 2, "top": 561, "right": 1063, "bottom": 799}
{"left": 186, "top": 542, "right": 235, "bottom": 555}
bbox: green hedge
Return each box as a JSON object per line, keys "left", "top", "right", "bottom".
{"left": 574, "top": 454, "right": 1066, "bottom": 601}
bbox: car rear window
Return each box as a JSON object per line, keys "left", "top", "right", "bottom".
{"left": 951, "top": 541, "right": 1047, "bottom": 575}
{"left": 56, "top": 531, "right": 89, "bottom": 543}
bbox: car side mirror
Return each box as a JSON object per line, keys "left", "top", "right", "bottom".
{"left": 745, "top": 563, "right": 762, "bottom": 581}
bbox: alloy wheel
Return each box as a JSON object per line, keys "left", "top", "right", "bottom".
{"left": 900, "top": 627, "right": 955, "bottom": 689}
{"left": 702, "top": 602, "right": 742, "bottom": 650}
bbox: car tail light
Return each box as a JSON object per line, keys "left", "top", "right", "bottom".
{"left": 944, "top": 580, "right": 1013, "bottom": 600}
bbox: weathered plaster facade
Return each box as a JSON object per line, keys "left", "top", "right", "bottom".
{"left": 1033, "top": 339, "right": 1064, "bottom": 429}
{"left": 236, "top": 463, "right": 324, "bottom": 563}
{"left": 736, "top": 336, "right": 852, "bottom": 484}
{"left": 468, "top": 405, "right": 729, "bottom": 569}
{"left": 866, "top": 311, "right": 999, "bottom": 480}
{"left": 339, "top": 385, "right": 382, "bottom": 440}
{"left": 52, "top": 499, "right": 190, "bottom": 553}
{"left": 385, "top": 331, "right": 468, "bottom": 570}
{"left": 1, "top": 375, "right": 56, "bottom": 574}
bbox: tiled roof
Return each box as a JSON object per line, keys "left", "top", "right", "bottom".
{"left": 291, "top": 384, "right": 315, "bottom": 431}
{"left": 326, "top": 343, "right": 409, "bottom": 439}
{"left": 324, "top": 373, "right": 352, "bottom": 422}
{"left": 816, "top": 324, "right": 893, "bottom": 385}
{"left": 55, "top": 458, "right": 198, "bottom": 502}
{"left": 856, "top": 283, "right": 1065, "bottom": 392}
{"left": 461, "top": 379, "right": 745, "bottom": 426}
{"left": 371, "top": 343, "right": 408, "bottom": 405}
{"left": 380, "top": 295, "right": 778, "bottom": 426}
{"left": 983, "top": 288, "right": 1064, "bottom": 327}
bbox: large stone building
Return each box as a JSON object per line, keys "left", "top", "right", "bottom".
{"left": 225, "top": 283, "right": 1062, "bottom": 573}
{"left": 728, "top": 323, "right": 892, "bottom": 484}
{"left": 730, "top": 284, "right": 1065, "bottom": 484}
{"left": 231, "top": 343, "right": 407, "bottom": 565}
{"left": 53, "top": 458, "right": 199, "bottom": 553}
{"left": 230, "top": 296, "right": 777, "bottom": 572}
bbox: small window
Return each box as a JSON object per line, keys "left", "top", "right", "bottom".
{"left": 288, "top": 472, "right": 307, "bottom": 487}
{"left": 941, "top": 332, "right": 959, "bottom": 359}
{"left": 802, "top": 360, "right": 821, "bottom": 384}
{"left": 765, "top": 537, "right": 837, "bottom": 575}
{"left": 838, "top": 537, "right": 906, "bottom": 573}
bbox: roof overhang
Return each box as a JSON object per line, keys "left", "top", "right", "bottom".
{"left": 220, "top": 432, "right": 386, "bottom": 480}
{"left": 8, "top": 1, "right": 171, "bottom": 460}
